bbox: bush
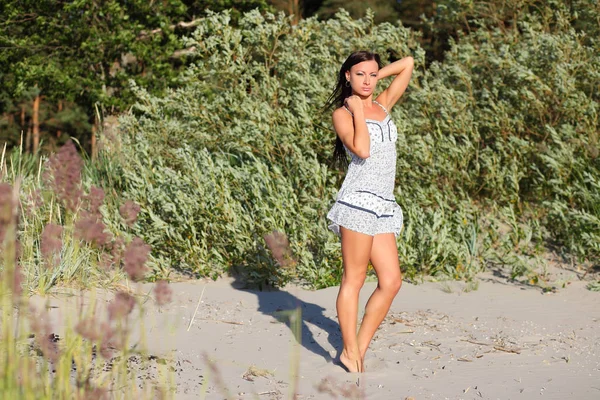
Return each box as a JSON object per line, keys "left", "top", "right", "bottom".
{"left": 102, "top": 4, "right": 598, "bottom": 287}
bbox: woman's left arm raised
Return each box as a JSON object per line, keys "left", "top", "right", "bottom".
{"left": 376, "top": 56, "right": 414, "bottom": 111}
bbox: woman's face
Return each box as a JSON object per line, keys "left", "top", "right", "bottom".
{"left": 345, "top": 60, "right": 379, "bottom": 97}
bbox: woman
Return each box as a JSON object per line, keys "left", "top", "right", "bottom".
{"left": 325, "top": 51, "right": 414, "bottom": 373}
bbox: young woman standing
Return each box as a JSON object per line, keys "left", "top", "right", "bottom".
{"left": 325, "top": 51, "right": 414, "bottom": 373}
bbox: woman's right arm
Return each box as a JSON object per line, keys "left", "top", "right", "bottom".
{"left": 332, "top": 100, "right": 370, "bottom": 159}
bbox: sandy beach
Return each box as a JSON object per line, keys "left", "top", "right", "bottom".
{"left": 33, "top": 266, "right": 599, "bottom": 400}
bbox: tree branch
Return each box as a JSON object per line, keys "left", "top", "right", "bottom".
{"left": 170, "top": 46, "right": 197, "bottom": 59}
{"left": 138, "top": 19, "right": 203, "bottom": 39}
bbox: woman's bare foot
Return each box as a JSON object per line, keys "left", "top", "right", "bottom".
{"left": 340, "top": 350, "right": 363, "bottom": 373}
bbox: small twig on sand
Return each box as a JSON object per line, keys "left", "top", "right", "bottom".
{"left": 462, "top": 339, "right": 521, "bottom": 354}
{"left": 187, "top": 285, "right": 207, "bottom": 331}
{"left": 463, "top": 339, "right": 492, "bottom": 346}
{"left": 200, "top": 318, "right": 244, "bottom": 325}
{"left": 391, "top": 329, "right": 415, "bottom": 335}
{"left": 493, "top": 346, "right": 521, "bottom": 354}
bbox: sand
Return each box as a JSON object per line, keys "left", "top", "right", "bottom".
{"left": 134, "top": 267, "right": 600, "bottom": 400}
{"left": 32, "top": 266, "right": 600, "bottom": 400}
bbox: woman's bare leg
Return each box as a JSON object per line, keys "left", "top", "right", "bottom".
{"left": 357, "top": 233, "right": 402, "bottom": 363}
{"left": 337, "top": 227, "right": 372, "bottom": 372}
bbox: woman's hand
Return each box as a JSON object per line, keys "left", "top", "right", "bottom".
{"left": 344, "top": 95, "right": 364, "bottom": 115}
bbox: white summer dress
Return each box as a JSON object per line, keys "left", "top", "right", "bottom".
{"left": 327, "top": 101, "right": 404, "bottom": 237}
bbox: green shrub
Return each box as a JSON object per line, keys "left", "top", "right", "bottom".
{"left": 101, "top": 4, "right": 598, "bottom": 287}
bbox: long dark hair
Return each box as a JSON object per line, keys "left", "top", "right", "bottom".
{"left": 324, "top": 51, "right": 382, "bottom": 169}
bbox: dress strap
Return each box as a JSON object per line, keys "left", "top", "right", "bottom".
{"left": 373, "top": 100, "right": 389, "bottom": 115}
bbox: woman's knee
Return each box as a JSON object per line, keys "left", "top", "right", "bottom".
{"left": 341, "top": 269, "right": 367, "bottom": 290}
{"left": 380, "top": 275, "right": 402, "bottom": 295}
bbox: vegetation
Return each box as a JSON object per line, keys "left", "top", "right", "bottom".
{"left": 0, "top": 0, "right": 494, "bottom": 155}
{"left": 0, "top": 1, "right": 598, "bottom": 396}
{"left": 0, "top": 162, "right": 173, "bottom": 397}
{"left": 0, "top": 0, "right": 273, "bottom": 153}
{"left": 1, "top": 1, "right": 599, "bottom": 290}
{"left": 93, "top": 1, "right": 596, "bottom": 288}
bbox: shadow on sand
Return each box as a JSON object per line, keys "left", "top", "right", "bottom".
{"left": 230, "top": 275, "right": 341, "bottom": 364}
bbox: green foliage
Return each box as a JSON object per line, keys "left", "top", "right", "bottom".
{"left": 101, "top": 9, "right": 421, "bottom": 287}
{"left": 193, "top": 0, "right": 274, "bottom": 19}
{"left": 101, "top": 4, "right": 599, "bottom": 288}
{"left": 316, "top": 0, "right": 401, "bottom": 23}
{"left": 5, "top": 1, "right": 599, "bottom": 289}
{"left": 0, "top": 0, "right": 190, "bottom": 107}
{"left": 394, "top": 0, "right": 599, "bottom": 277}
{"left": 1, "top": 0, "right": 234, "bottom": 151}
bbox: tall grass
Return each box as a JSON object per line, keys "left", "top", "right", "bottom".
{"left": 0, "top": 140, "right": 174, "bottom": 397}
